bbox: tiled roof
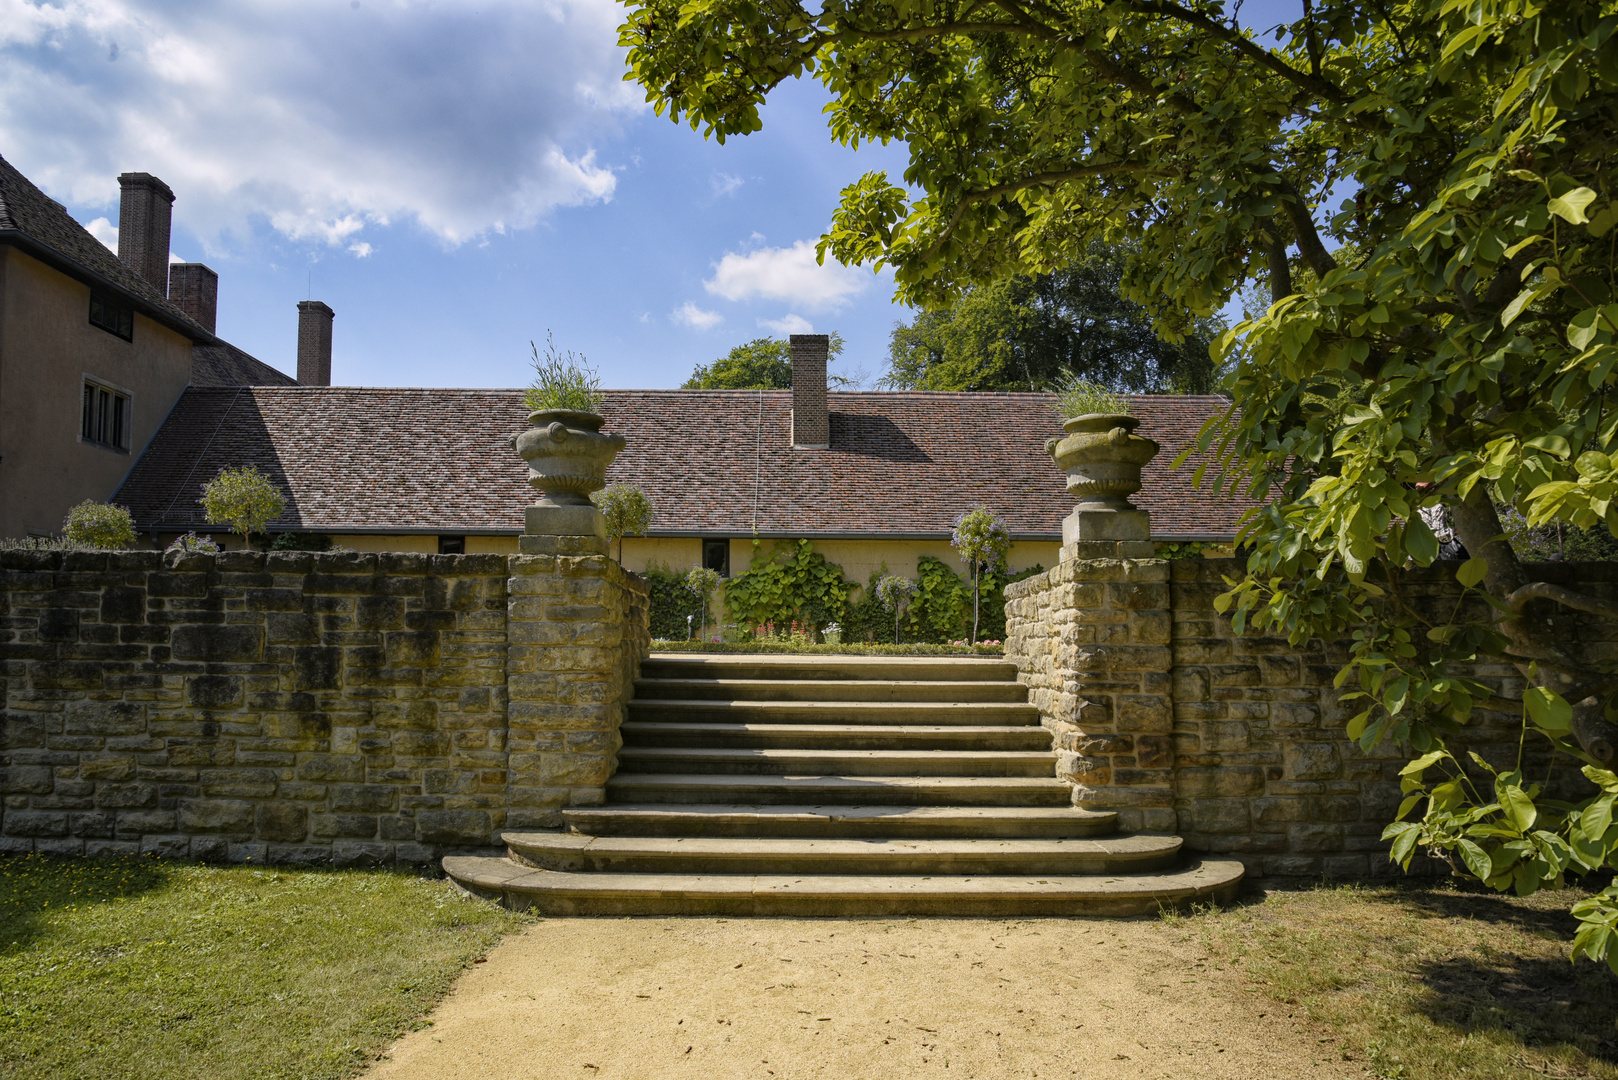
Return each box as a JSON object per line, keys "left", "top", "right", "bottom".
{"left": 191, "top": 343, "right": 299, "bottom": 387}
{"left": 113, "top": 387, "right": 1248, "bottom": 540}
{"left": 0, "top": 153, "right": 212, "bottom": 344}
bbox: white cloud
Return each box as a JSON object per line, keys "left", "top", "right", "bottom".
{"left": 710, "top": 172, "right": 743, "bottom": 198}
{"left": 672, "top": 302, "right": 723, "bottom": 330}
{"left": 0, "top": 0, "right": 641, "bottom": 251}
{"left": 705, "top": 240, "right": 868, "bottom": 312}
{"left": 759, "top": 313, "right": 813, "bottom": 335}
{"left": 84, "top": 216, "right": 117, "bottom": 250}
{"left": 347, "top": 241, "right": 373, "bottom": 258}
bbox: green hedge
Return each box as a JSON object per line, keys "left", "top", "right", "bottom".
{"left": 643, "top": 561, "right": 706, "bottom": 640}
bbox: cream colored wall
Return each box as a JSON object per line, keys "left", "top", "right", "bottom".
{"left": 619, "top": 536, "right": 702, "bottom": 574}
{"left": 468, "top": 535, "right": 519, "bottom": 555}
{"left": 0, "top": 248, "right": 196, "bottom": 538}
{"left": 329, "top": 534, "right": 438, "bottom": 554}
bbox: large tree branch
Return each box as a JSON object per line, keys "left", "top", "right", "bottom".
{"left": 1274, "top": 174, "right": 1338, "bottom": 278}
{"left": 1129, "top": 0, "right": 1349, "bottom": 106}
{"left": 1260, "top": 226, "right": 1293, "bottom": 304}
{"left": 1509, "top": 581, "right": 1618, "bottom": 622}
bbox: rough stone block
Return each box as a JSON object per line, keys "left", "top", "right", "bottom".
{"left": 331, "top": 784, "right": 398, "bottom": 813}
{"left": 256, "top": 802, "right": 308, "bottom": 842}
{"left": 185, "top": 675, "right": 244, "bottom": 709}
{"left": 171, "top": 625, "right": 264, "bottom": 662}
{"left": 2, "top": 810, "right": 69, "bottom": 836}
{"left": 1287, "top": 742, "right": 1342, "bottom": 780}
{"left": 415, "top": 809, "right": 493, "bottom": 844}
{"left": 178, "top": 799, "right": 256, "bottom": 833}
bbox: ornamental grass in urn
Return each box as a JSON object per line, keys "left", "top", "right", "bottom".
{"left": 1045, "top": 376, "right": 1159, "bottom": 511}
{"left": 511, "top": 333, "right": 624, "bottom": 506}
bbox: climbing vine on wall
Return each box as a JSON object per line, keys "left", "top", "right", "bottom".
{"left": 723, "top": 540, "right": 855, "bottom": 632}
{"left": 644, "top": 561, "right": 706, "bottom": 639}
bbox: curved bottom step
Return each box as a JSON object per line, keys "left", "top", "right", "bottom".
{"left": 443, "top": 855, "right": 1246, "bottom": 917}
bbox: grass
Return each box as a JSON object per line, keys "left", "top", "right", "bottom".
{"left": 649, "top": 640, "right": 1006, "bottom": 656}
{"left": 0, "top": 853, "right": 525, "bottom": 1080}
{"left": 1171, "top": 880, "right": 1618, "bottom": 1080}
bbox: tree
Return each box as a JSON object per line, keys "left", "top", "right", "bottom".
{"left": 951, "top": 506, "right": 1014, "bottom": 643}
{"left": 683, "top": 333, "right": 847, "bottom": 389}
{"left": 621, "top": 0, "right": 1618, "bottom": 962}
{"left": 200, "top": 466, "right": 287, "bottom": 550}
{"left": 885, "top": 248, "right": 1222, "bottom": 392}
{"left": 685, "top": 565, "right": 722, "bottom": 640}
{"left": 61, "top": 501, "right": 136, "bottom": 549}
{"left": 592, "top": 483, "right": 653, "bottom": 561}
{"left": 874, "top": 574, "right": 916, "bottom": 645}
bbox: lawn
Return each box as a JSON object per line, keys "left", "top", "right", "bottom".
{"left": 1178, "top": 881, "right": 1618, "bottom": 1080}
{"left": 0, "top": 853, "right": 524, "bottom": 1080}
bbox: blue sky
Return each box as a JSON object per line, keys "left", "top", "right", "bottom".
{"left": 1, "top": 0, "right": 1305, "bottom": 390}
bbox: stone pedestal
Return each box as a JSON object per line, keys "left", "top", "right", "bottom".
{"left": 520, "top": 503, "right": 606, "bottom": 552}
{"left": 1061, "top": 507, "right": 1154, "bottom": 559}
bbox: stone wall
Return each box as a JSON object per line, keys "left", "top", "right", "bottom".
{"left": 1, "top": 548, "right": 649, "bottom": 863}
{"left": 1005, "top": 551, "right": 1602, "bottom": 877}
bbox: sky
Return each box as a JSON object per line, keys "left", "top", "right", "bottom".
{"left": 0, "top": 0, "right": 1307, "bottom": 391}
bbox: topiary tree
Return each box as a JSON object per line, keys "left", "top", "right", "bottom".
{"left": 199, "top": 466, "right": 287, "bottom": 551}
{"left": 61, "top": 501, "right": 137, "bottom": 549}
{"left": 592, "top": 483, "right": 652, "bottom": 562}
{"left": 951, "top": 506, "right": 1013, "bottom": 644}
{"left": 685, "top": 565, "right": 721, "bottom": 641}
{"left": 874, "top": 574, "right": 916, "bottom": 645}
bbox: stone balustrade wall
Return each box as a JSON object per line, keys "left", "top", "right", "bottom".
{"left": 1, "top": 548, "right": 650, "bottom": 864}
{"left": 1006, "top": 552, "right": 1606, "bottom": 877}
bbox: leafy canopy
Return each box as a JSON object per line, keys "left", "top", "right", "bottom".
{"left": 200, "top": 466, "right": 287, "bottom": 549}
{"left": 61, "top": 501, "right": 137, "bottom": 550}
{"left": 883, "top": 248, "right": 1222, "bottom": 392}
{"left": 621, "top": 0, "right": 1618, "bottom": 963}
{"left": 592, "top": 483, "right": 653, "bottom": 560}
{"left": 683, "top": 333, "right": 847, "bottom": 389}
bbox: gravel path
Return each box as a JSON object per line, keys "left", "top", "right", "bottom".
{"left": 365, "top": 912, "right": 1362, "bottom": 1080}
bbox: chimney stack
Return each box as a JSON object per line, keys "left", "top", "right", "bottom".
{"left": 297, "top": 300, "right": 334, "bottom": 386}
{"left": 169, "top": 263, "right": 218, "bottom": 334}
{"left": 117, "top": 172, "right": 175, "bottom": 296}
{"left": 789, "top": 334, "right": 830, "bottom": 450}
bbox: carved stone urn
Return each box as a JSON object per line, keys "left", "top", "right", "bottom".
{"left": 1045, "top": 413, "right": 1160, "bottom": 549}
{"left": 509, "top": 409, "right": 626, "bottom": 540}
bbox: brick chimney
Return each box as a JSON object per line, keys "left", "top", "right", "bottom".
{"left": 297, "top": 300, "right": 334, "bottom": 386}
{"left": 790, "top": 334, "right": 830, "bottom": 450}
{"left": 117, "top": 172, "right": 175, "bottom": 295}
{"left": 169, "top": 263, "right": 218, "bottom": 334}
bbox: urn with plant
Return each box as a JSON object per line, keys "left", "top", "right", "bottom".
{"left": 510, "top": 334, "right": 625, "bottom": 539}
{"left": 1045, "top": 375, "right": 1159, "bottom": 546}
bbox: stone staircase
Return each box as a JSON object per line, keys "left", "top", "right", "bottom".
{"left": 444, "top": 653, "right": 1244, "bottom": 915}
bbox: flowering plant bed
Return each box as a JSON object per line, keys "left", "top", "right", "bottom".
{"left": 649, "top": 640, "right": 1005, "bottom": 656}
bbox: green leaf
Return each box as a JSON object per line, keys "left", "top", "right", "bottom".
{"left": 1457, "top": 557, "right": 1490, "bottom": 588}
{"left": 1549, "top": 187, "right": 1598, "bottom": 225}
{"left": 1500, "top": 785, "right": 1538, "bottom": 832}
{"left": 1590, "top": 203, "right": 1618, "bottom": 239}
{"left": 1397, "top": 794, "right": 1424, "bottom": 820}
{"left": 1404, "top": 511, "right": 1439, "bottom": 563}
{"left": 1457, "top": 838, "right": 1493, "bottom": 880}
{"left": 1400, "top": 750, "right": 1446, "bottom": 776}
{"left": 1524, "top": 686, "right": 1573, "bottom": 733}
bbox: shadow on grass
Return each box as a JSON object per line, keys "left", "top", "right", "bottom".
{"left": 1410, "top": 951, "right": 1618, "bottom": 1064}
{"left": 0, "top": 852, "right": 175, "bottom": 951}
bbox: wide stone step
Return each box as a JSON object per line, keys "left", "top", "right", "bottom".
{"left": 639, "top": 653, "right": 1019, "bottom": 683}
{"left": 627, "top": 699, "right": 1042, "bottom": 726}
{"left": 444, "top": 856, "right": 1248, "bottom": 917}
{"left": 633, "top": 678, "right": 1031, "bottom": 703}
{"left": 504, "top": 831, "right": 1182, "bottom": 876}
{"left": 605, "top": 773, "right": 1074, "bottom": 806}
{"left": 561, "top": 804, "right": 1118, "bottom": 839}
{"left": 616, "top": 746, "right": 1057, "bottom": 778}
{"left": 620, "top": 721, "right": 1054, "bottom": 752}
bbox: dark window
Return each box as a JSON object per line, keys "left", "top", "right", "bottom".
{"left": 88, "top": 290, "right": 134, "bottom": 341}
{"left": 81, "top": 381, "right": 130, "bottom": 451}
{"left": 438, "top": 535, "right": 466, "bottom": 555}
{"left": 703, "top": 538, "right": 730, "bottom": 577}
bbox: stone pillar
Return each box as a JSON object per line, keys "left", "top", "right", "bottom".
{"left": 1004, "top": 554, "right": 1174, "bottom": 831}
{"left": 504, "top": 549, "right": 650, "bottom": 828}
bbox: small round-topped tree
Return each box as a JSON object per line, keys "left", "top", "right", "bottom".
{"left": 1044, "top": 380, "right": 1159, "bottom": 554}
{"left": 509, "top": 335, "right": 624, "bottom": 547}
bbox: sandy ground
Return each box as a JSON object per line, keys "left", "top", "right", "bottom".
{"left": 364, "top": 910, "right": 1363, "bottom": 1080}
